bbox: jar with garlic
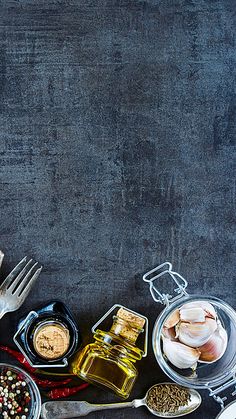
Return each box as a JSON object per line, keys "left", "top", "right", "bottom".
{"left": 143, "top": 262, "right": 236, "bottom": 410}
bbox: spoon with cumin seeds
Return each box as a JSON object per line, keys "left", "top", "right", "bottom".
{"left": 41, "top": 382, "right": 201, "bottom": 418}
{"left": 145, "top": 383, "right": 201, "bottom": 417}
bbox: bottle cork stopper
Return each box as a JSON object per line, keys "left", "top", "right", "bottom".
{"left": 116, "top": 308, "right": 146, "bottom": 329}
{"left": 110, "top": 308, "right": 145, "bottom": 342}
{"left": 33, "top": 322, "right": 70, "bottom": 360}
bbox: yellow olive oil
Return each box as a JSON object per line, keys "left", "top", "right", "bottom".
{"left": 71, "top": 308, "right": 145, "bottom": 398}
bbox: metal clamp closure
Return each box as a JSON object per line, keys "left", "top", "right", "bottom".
{"left": 91, "top": 304, "right": 148, "bottom": 357}
{"left": 143, "top": 262, "right": 188, "bottom": 306}
{"left": 206, "top": 374, "right": 236, "bottom": 409}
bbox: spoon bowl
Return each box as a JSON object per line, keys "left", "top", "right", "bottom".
{"left": 138, "top": 383, "right": 202, "bottom": 417}
{"left": 134, "top": 383, "right": 202, "bottom": 418}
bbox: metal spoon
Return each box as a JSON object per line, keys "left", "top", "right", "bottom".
{"left": 41, "top": 383, "right": 201, "bottom": 419}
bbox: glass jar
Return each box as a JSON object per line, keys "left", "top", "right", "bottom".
{"left": 14, "top": 301, "right": 81, "bottom": 368}
{"left": 143, "top": 262, "right": 236, "bottom": 412}
{"left": 71, "top": 305, "right": 148, "bottom": 399}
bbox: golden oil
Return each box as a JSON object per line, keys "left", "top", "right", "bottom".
{"left": 71, "top": 308, "right": 146, "bottom": 398}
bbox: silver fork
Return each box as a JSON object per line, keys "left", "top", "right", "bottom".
{"left": 0, "top": 255, "right": 42, "bottom": 319}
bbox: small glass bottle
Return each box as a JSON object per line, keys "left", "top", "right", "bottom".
{"left": 71, "top": 307, "right": 146, "bottom": 399}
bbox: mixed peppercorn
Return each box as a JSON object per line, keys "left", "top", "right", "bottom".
{"left": 0, "top": 369, "right": 31, "bottom": 419}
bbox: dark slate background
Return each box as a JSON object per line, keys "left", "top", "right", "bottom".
{"left": 0, "top": 1, "right": 236, "bottom": 418}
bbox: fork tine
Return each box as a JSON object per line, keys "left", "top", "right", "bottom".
{"left": 17, "top": 266, "right": 42, "bottom": 300}
{"left": 13, "top": 262, "right": 39, "bottom": 295}
{"left": 9, "top": 259, "right": 34, "bottom": 292}
{"left": 0, "top": 256, "right": 28, "bottom": 290}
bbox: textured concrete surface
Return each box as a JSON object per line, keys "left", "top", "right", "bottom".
{"left": 0, "top": 1, "right": 236, "bottom": 418}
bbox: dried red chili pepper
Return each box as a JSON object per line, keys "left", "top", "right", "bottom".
{"left": 47, "top": 383, "right": 89, "bottom": 399}
{"left": 0, "top": 345, "right": 73, "bottom": 377}
{"left": 0, "top": 345, "right": 73, "bottom": 388}
{"left": 31, "top": 375, "right": 72, "bottom": 389}
{"left": 37, "top": 370, "right": 74, "bottom": 377}
{"left": 0, "top": 345, "right": 36, "bottom": 373}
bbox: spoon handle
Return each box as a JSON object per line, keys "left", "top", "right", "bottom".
{"left": 41, "top": 400, "right": 137, "bottom": 418}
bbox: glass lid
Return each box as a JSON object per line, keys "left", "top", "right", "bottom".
{"left": 215, "top": 400, "right": 236, "bottom": 418}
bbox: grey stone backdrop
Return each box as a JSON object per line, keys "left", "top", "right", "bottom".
{"left": 0, "top": 1, "right": 235, "bottom": 418}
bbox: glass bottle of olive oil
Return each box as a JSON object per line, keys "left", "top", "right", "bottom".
{"left": 71, "top": 307, "right": 146, "bottom": 399}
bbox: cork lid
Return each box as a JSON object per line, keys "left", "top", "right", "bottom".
{"left": 116, "top": 308, "right": 146, "bottom": 329}
{"left": 33, "top": 321, "right": 70, "bottom": 360}
{"left": 111, "top": 308, "right": 145, "bottom": 342}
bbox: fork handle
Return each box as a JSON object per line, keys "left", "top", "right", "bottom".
{"left": 0, "top": 311, "right": 5, "bottom": 319}
{"left": 0, "top": 251, "right": 4, "bottom": 269}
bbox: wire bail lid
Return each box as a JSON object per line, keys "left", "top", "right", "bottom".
{"left": 143, "top": 262, "right": 188, "bottom": 306}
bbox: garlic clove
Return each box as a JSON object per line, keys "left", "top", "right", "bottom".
{"left": 181, "top": 301, "right": 216, "bottom": 320}
{"left": 180, "top": 307, "right": 206, "bottom": 323}
{"left": 177, "top": 317, "right": 217, "bottom": 347}
{"left": 162, "top": 326, "right": 178, "bottom": 341}
{"left": 199, "top": 323, "right": 228, "bottom": 363}
{"left": 162, "top": 337, "right": 200, "bottom": 369}
{"left": 164, "top": 309, "right": 180, "bottom": 329}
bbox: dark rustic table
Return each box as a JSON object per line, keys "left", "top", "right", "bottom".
{"left": 0, "top": 1, "right": 235, "bottom": 418}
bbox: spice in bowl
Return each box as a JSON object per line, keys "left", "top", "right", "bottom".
{"left": 146, "top": 383, "right": 191, "bottom": 414}
{"left": 33, "top": 321, "right": 70, "bottom": 361}
{"left": 0, "top": 369, "right": 31, "bottom": 418}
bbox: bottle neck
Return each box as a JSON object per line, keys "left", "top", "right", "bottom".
{"left": 93, "top": 329, "right": 143, "bottom": 361}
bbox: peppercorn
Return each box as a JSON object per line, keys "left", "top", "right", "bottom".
{"left": 0, "top": 369, "right": 31, "bottom": 418}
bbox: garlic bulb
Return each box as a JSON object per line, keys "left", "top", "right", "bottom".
{"left": 177, "top": 317, "right": 217, "bottom": 347}
{"left": 181, "top": 301, "right": 216, "bottom": 320}
{"left": 164, "top": 309, "right": 180, "bottom": 329}
{"left": 162, "top": 337, "right": 200, "bottom": 369}
{"left": 199, "top": 322, "right": 228, "bottom": 363}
